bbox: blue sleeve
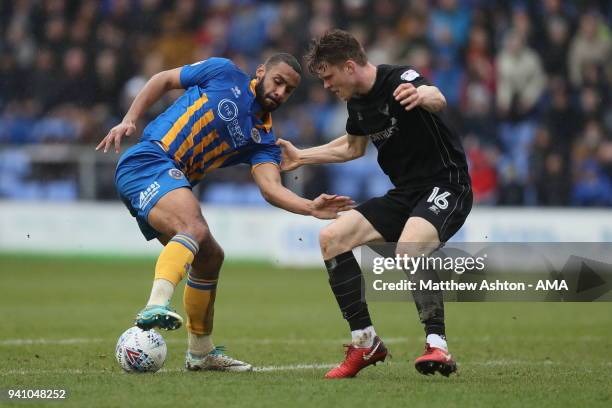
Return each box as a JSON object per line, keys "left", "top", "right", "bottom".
{"left": 247, "top": 144, "right": 282, "bottom": 167}
{"left": 179, "top": 58, "right": 232, "bottom": 88}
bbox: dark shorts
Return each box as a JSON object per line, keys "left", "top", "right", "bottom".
{"left": 355, "top": 181, "right": 472, "bottom": 243}
{"left": 115, "top": 141, "right": 191, "bottom": 241}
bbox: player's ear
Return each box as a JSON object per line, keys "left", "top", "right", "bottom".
{"left": 345, "top": 60, "right": 356, "bottom": 75}
{"left": 255, "top": 64, "right": 265, "bottom": 81}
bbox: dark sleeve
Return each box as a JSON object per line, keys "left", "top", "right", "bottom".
{"left": 345, "top": 104, "right": 367, "bottom": 136}
{"left": 388, "top": 66, "right": 432, "bottom": 116}
{"left": 392, "top": 66, "right": 431, "bottom": 89}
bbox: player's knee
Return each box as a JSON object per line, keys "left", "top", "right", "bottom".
{"left": 319, "top": 226, "right": 335, "bottom": 251}
{"left": 319, "top": 226, "right": 350, "bottom": 258}
{"left": 183, "top": 222, "right": 211, "bottom": 246}
{"left": 396, "top": 237, "right": 441, "bottom": 261}
{"left": 396, "top": 242, "right": 437, "bottom": 259}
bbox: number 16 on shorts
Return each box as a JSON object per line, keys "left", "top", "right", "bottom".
{"left": 427, "top": 187, "right": 450, "bottom": 210}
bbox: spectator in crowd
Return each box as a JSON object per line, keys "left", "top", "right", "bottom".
{"left": 540, "top": 16, "right": 570, "bottom": 77}
{"left": 544, "top": 78, "right": 577, "bottom": 156}
{"left": 567, "top": 11, "right": 611, "bottom": 87}
{"left": 496, "top": 29, "right": 547, "bottom": 200}
{"left": 530, "top": 127, "right": 570, "bottom": 206}
{"left": 496, "top": 30, "right": 546, "bottom": 122}
{"left": 465, "top": 136, "right": 498, "bottom": 204}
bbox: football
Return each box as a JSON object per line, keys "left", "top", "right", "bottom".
{"left": 115, "top": 326, "right": 167, "bottom": 373}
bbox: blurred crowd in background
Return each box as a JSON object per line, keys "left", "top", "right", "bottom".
{"left": 0, "top": 0, "right": 611, "bottom": 206}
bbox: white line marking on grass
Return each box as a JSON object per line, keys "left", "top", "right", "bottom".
{"left": 0, "top": 364, "right": 337, "bottom": 377}
{"left": 0, "top": 369, "right": 109, "bottom": 376}
{"left": 165, "top": 337, "right": 412, "bottom": 346}
{"left": 2, "top": 360, "right": 611, "bottom": 377}
{"left": 0, "top": 337, "right": 411, "bottom": 347}
{"left": 0, "top": 338, "right": 105, "bottom": 346}
{"left": 254, "top": 363, "right": 336, "bottom": 372}
{"left": 1, "top": 335, "right": 607, "bottom": 347}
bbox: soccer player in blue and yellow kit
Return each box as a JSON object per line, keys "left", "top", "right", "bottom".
{"left": 96, "top": 54, "right": 353, "bottom": 371}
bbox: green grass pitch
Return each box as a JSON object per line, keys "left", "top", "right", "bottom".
{"left": 1, "top": 254, "right": 610, "bottom": 407}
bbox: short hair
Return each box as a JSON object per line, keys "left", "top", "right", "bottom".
{"left": 265, "top": 53, "right": 302, "bottom": 76}
{"left": 305, "top": 29, "right": 367, "bottom": 74}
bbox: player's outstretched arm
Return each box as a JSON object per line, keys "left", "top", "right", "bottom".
{"left": 276, "top": 134, "right": 367, "bottom": 171}
{"left": 252, "top": 163, "right": 354, "bottom": 219}
{"left": 96, "top": 67, "right": 183, "bottom": 153}
{"left": 393, "top": 83, "right": 447, "bottom": 113}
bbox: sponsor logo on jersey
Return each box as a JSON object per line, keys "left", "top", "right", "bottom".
{"left": 231, "top": 86, "right": 241, "bottom": 98}
{"left": 217, "top": 98, "right": 246, "bottom": 146}
{"left": 217, "top": 99, "right": 239, "bottom": 121}
{"left": 168, "top": 169, "right": 184, "bottom": 180}
{"left": 227, "top": 120, "right": 246, "bottom": 146}
{"left": 251, "top": 128, "right": 261, "bottom": 143}
{"left": 368, "top": 117, "right": 398, "bottom": 143}
{"left": 400, "top": 69, "right": 420, "bottom": 82}
{"left": 357, "top": 112, "right": 364, "bottom": 121}
{"left": 139, "top": 181, "right": 161, "bottom": 210}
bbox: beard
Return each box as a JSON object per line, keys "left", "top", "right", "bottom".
{"left": 255, "top": 77, "right": 280, "bottom": 112}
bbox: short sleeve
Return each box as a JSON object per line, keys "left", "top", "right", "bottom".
{"left": 394, "top": 66, "right": 431, "bottom": 88}
{"left": 179, "top": 58, "right": 232, "bottom": 88}
{"left": 345, "top": 105, "right": 367, "bottom": 136}
{"left": 247, "top": 144, "right": 282, "bottom": 168}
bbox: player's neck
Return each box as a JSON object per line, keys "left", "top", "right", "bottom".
{"left": 354, "top": 63, "right": 377, "bottom": 96}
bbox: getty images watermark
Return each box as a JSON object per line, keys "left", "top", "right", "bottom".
{"left": 360, "top": 243, "right": 612, "bottom": 302}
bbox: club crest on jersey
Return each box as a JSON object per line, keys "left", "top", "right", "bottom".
{"left": 378, "top": 103, "right": 390, "bottom": 116}
{"left": 251, "top": 128, "right": 261, "bottom": 143}
{"left": 400, "top": 69, "right": 420, "bottom": 82}
{"left": 217, "top": 99, "right": 239, "bottom": 121}
{"left": 168, "top": 169, "right": 184, "bottom": 180}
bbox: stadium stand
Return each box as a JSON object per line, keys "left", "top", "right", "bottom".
{"left": 0, "top": 0, "right": 610, "bottom": 205}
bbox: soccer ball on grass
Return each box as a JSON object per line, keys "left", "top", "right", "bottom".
{"left": 115, "top": 326, "right": 167, "bottom": 373}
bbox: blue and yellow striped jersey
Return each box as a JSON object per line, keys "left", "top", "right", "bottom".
{"left": 140, "top": 58, "right": 280, "bottom": 185}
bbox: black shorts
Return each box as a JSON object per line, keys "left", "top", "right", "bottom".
{"left": 355, "top": 182, "right": 473, "bottom": 243}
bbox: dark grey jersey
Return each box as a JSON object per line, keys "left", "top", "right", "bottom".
{"left": 346, "top": 64, "right": 469, "bottom": 187}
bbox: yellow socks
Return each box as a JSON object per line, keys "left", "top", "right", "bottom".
{"left": 145, "top": 232, "right": 218, "bottom": 357}
{"left": 147, "top": 233, "right": 199, "bottom": 306}
{"left": 184, "top": 271, "right": 218, "bottom": 355}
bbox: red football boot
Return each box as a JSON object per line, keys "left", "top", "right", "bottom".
{"left": 324, "top": 336, "right": 388, "bottom": 379}
{"left": 414, "top": 343, "right": 457, "bottom": 377}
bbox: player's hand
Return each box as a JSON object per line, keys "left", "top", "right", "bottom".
{"left": 393, "top": 83, "right": 422, "bottom": 112}
{"left": 276, "top": 138, "right": 302, "bottom": 172}
{"left": 96, "top": 121, "right": 137, "bottom": 153}
{"left": 310, "top": 194, "right": 355, "bottom": 219}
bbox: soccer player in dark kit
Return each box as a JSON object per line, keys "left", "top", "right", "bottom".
{"left": 277, "top": 29, "right": 473, "bottom": 378}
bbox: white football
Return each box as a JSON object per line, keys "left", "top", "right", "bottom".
{"left": 115, "top": 326, "right": 167, "bottom": 373}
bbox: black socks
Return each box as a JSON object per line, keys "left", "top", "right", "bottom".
{"left": 324, "top": 251, "right": 373, "bottom": 331}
